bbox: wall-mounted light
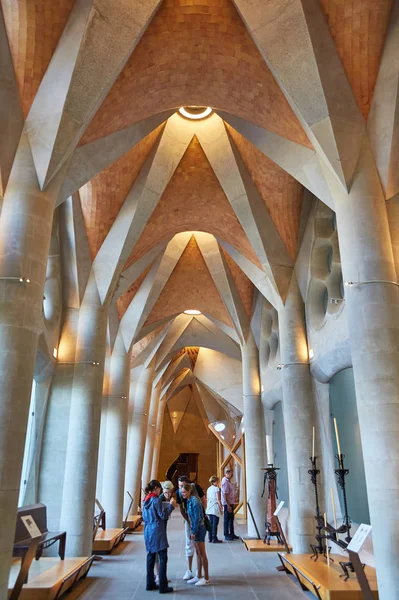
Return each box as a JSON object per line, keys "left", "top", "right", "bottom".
{"left": 277, "top": 361, "right": 309, "bottom": 371}
{"left": 344, "top": 280, "right": 399, "bottom": 288}
{"left": 329, "top": 297, "right": 345, "bottom": 304}
{"left": 261, "top": 385, "right": 264, "bottom": 392}
{"left": 53, "top": 348, "right": 58, "bottom": 359}
{"left": 58, "top": 361, "right": 101, "bottom": 366}
{"left": 184, "top": 309, "right": 202, "bottom": 315}
{"left": 0, "top": 276, "right": 31, "bottom": 284}
{"left": 309, "top": 349, "right": 314, "bottom": 360}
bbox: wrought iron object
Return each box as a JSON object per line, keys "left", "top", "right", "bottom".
{"left": 261, "top": 465, "right": 283, "bottom": 545}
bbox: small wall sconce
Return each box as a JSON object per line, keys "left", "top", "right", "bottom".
{"left": 329, "top": 298, "right": 345, "bottom": 304}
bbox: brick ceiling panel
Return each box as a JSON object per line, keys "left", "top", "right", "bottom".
{"left": 117, "top": 263, "right": 154, "bottom": 320}
{"left": 81, "top": 0, "right": 310, "bottom": 148}
{"left": 1, "top": 0, "right": 75, "bottom": 118}
{"left": 79, "top": 125, "right": 163, "bottom": 260}
{"left": 125, "top": 135, "right": 261, "bottom": 269}
{"left": 144, "top": 235, "right": 233, "bottom": 327}
{"left": 220, "top": 246, "right": 255, "bottom": 319}
{"left": 226, "top": 124, "right": 304, "bottom": 261}
{"left": 130, "top": 323, "right": 165, "bottom": 363}
{"left": 319, "top": 0, "right": 392, "bottom": 119}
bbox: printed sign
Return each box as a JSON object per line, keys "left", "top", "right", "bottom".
{"left": 21, "top": 515, "right": 42, "bottom": 538}
{"left": 347, "top": 524, "right": 372, "bottom": 553}
{"left": 273, "top": 501, "right": 285, "bottom": 517}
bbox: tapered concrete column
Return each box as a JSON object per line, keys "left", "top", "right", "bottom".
{"left": 279, "top": 275, "right": 315, "bottom": 553}
{"left": 60, "top": 290, "right": 108, "bottom": 556}
{"left": 332, "top": 141, "right": 399, "bottom": 599}
{"left": 241, "top": 334, "right": 267, "bottom": 537}
{"left": 0, "top": 132, "right": 64, "bottom": 595}
{"left": 151, "top": 398, "right": 166, "bottom": 480}
{"left": 142, "top": 383, "right": 162, "bottom": 489}
{"left": 124, "top": 358, "right": 156, "bottom": 515}
{"left": 263, "top": 408, "right": 275, "bottom": 465}
{"left": 101, "top": 334, "right": 130, "bottom": 528}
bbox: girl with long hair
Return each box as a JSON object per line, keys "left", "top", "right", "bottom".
{"left": 181, "top": 482, "right": 210, "bottom": 586}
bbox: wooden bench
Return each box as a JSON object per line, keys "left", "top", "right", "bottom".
{"left": 13, "top": 504, "right": 66, "bottom": 562}
{"left": 243, "top": 538, "right": 292, "bottom": 552}
{"left": 278, "top": 553, "right": 378, "bottom": 599}
{"left": 8, "top": 556, "right": 94, "bottom": 600}
{"left": 124, "top": 515, "right": 143, "bottom": 532}
{"left": 92, "top": 527, "right": 128, "bottom": 554}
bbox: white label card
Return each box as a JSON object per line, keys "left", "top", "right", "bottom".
{"left": 21, "top": 515, "right": 42, "bottom": 539}
{"left": 274, "top": 501, "right": 285, "bottom": 517}
{"left": 347, "top": 524, "right": 372, "bottom": 553}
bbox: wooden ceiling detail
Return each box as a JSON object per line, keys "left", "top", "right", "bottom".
{"left": 319, "top": 0, "right": 392, "bottom": 119}
{"left": 81, "top": 0, "right": 310, "bottom": 148}
{"left": 175, "top": 347, "right": 200, "bottom": 370}
{"left": 144, "top": 235, "right": 233, "bottom": 327}
{"left": 227, "top": 124, "right": 304, "bottom": 261}
{"left": 220, "top": 246, "right": 255, "bottom": 319}
{"left": 79, "top": 125, "right": 163, "bottom": 259}
{"left": 125, "top": 136, "right": 261, "bottom": 270}
{"left": 1, "top": 0, "right": 75, "bottom": 118}
{"left": 116, "top": 263, "right": 154, "bottom": 320}
{"left": 130, "top": 323, "right": 165, "bottom": 362}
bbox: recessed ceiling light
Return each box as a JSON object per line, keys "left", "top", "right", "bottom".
{"left": 184, "top": 309, "right": 202, "bottom": 315}
{"left": 179, "top": 106, "right": 212, "bottom": 120}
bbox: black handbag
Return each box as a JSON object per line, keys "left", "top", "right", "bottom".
{"left": 203, "top": 514, "right": 212, "bottom": 532}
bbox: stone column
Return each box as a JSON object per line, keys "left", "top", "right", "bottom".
{"left": 241, "top": 334, "right": 267, "bottom": 538}
{"left": 101, "top": 334, "right": 130, "bottom": 528}
{"left": 332, "top": 141, "right": 399, "bottom": 599}
{"left": 278, "top": 274, "right": 315, "bottom": 553}
{"left": 0, "top": 133, "right": 63, "bottom": 595}
{"left": 151, "top": 398, "right": 166, "bottom": 480}
{"left": 124, "top": 358, "right": 156, "bottom": 515}
{"left": 141, "top": 383, "right": 161, "bottom": 488}
{"left": 263, "top": 408, "right": 275, "bottom": 465}
{"left": 60, "top": 289, "right": 108, "bottom": 556}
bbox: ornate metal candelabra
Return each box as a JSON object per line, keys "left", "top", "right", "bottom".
{"left": 261, "top": 465, "right": 283, "bottom": 545}
{"left": 334, "top": 453, "right": 352, "bottom": 544}
{"left": 308, "top": 456, "right": 327, "bottom": 560}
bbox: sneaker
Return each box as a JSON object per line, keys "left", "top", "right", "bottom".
{"left": 213, "top": 539, "right": 223, "bottom": 543}
{"left": 183, "top": 570, "right": 193, "bottom": 580}
{"left": 224, "top": 536, "right": 233, "bottom": 541}
{"left": 187, "top": 576, "right": 200, "bottom": 584}
{"left": 159, "top": 587, "right": 174, "bottom": 594}
{"left": 146, "top": 584, "right": 159, "bottom": 591}
{"left": 155, "top": 576, "right": 159, "bottom": 585}
{"left": 195, "top": 578, "right": 210, "bottom": 586}
{"left": 232, "top": 534, "right": 240, "bottom": 540}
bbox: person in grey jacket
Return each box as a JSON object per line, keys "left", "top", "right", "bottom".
{"left": 142, "top": 480, "right": 175, "bottom": 593}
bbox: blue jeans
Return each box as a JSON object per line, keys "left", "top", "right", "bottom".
{"left": 223, "top": 504, "right": 235, "bottom": 538}
{"left": 208, "top": 514, "right": 219, "bottom": 542}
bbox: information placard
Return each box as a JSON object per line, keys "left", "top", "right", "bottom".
{"left": 347, "top": 524, "right": 372, "bottom": 553}
{"left": 21, "top": 515, "right": 42, "bottom": 539}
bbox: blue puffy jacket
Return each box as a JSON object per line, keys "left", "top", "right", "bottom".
{"left": 143, "top": 495, "right": 175, "bottom": 553}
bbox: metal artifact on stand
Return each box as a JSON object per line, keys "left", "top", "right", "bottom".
{"left": 261, "top": 464, "right": 283, "bottom": 545}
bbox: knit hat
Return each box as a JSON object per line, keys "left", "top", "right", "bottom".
{"left": 162, "top": 480, "right": 174, "bottom": 491}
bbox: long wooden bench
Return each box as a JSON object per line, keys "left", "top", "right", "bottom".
{"left": 278, "top": 553, "right": 378, "bottom": 600}
{"left": 8, "top": 556, "right": 94, "bottom": 600}
{"left": 92, "top": 527, "right": 129, "bottom": 554}
{"left": 125, "top": 515, "right": 143, "bottom": 532}
{"left": 243, "top": 538, "right": 292, "bottom": 552}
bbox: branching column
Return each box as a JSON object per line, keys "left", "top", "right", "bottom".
{"left": 279, "top": 275, "right": 315, "bottom": 553}
{"left": 151, "top": 398, "right": 167, "bottom": 480}
{"left": 0, "top": 133, "right": 63, "bottom": 595}
{"left": 124, "top": 358, "right": 156, "bottom": 515}
{"left": 101, "top": 334, "right": 130, "bottom": 528}
{"left": 241, "top": 334, "right": 267, "bottom": 538}
{"left": 333, "top": 141, "right": 399, "bottom": 599}
{"left": 60, "top": 291, "right": 108, "bottom": 556}
{"left": 263, "top": 408, "right": 275, "bottom": 465}
{"left": 141, "top": 383, "right": 162, "bottom": 488}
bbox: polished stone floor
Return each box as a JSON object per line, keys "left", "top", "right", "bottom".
{"left": 70, "top": 513, "right": 307, "bottom": 599}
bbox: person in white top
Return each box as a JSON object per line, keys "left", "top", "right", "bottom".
{"left": 206, "top": 476, "right": 223, "bottom": 543}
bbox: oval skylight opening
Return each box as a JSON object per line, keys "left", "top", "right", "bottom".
{"left": 179, "top": 106, "right": 212, "bottom": 120}
{"left": 184, "top": 309, "right": 202, "bottom": 315}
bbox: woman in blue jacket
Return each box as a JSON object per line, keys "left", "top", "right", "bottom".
{"left": 142, "top": 480, "right": 175, "bottom": 594}
{"left": 181, "top": 482, "right": 210, "bottom": 586}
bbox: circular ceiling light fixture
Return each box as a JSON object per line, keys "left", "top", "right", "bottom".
{"left": 179, "top": 106, "right": 212, "bottom": 120}
{"left": 214, "top": 422, "right": 226, "bottom": 432}
{"left": 184, "top": 309, "right": 202, "bottom": 315}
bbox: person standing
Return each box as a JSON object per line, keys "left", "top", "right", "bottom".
{"left": 176, "top": 475, "right": 206, "bottom": 581}
{"left": 182, "top": 483, "right": 210, "bottom": 586}
{"left": 221, "top": 467, "right": 239, "bottom": 541}
{"left": 142, "top": 480, "right": 175, "bottom": 594}
{"left": 206, "top": 476, "right": 223, "bottom": 543}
